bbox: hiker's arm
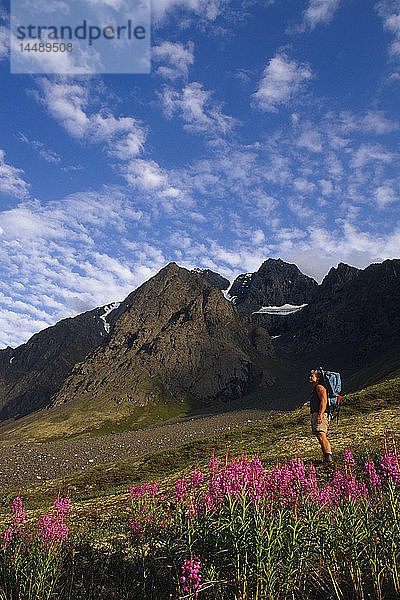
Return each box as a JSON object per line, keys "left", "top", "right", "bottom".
{"left": 316, "top": 384, "right": 327, "bottom": 423}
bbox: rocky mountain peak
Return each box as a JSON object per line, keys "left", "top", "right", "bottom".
{"left": 365, "top": 258, "right": 400, "bottom": 281}
{"left": 320, "top": 262, "right": 360, "bottom": 295}
{"left": 52, "top": 264, "right": 274, "bottom": 410}
{"left": 229, "top": 258, "right": 318, "bottom": 315}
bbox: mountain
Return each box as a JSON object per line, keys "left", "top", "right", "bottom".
{"left": 228, "top": 258, "right": 318, "bottom": 336}
{"left": 315, "top": 262, "right": 360, "bottom": 299}
{"left": 274, "top": 259, "right": 400, "bottom": 384}
{"left": 0, "top": 302, "right": 124, "bottom": 421}
{"left": 51, "top": 263, "right": 274, "bottom": 416}
{"left": 229, "top": 258, "right": 318, "bottom": 315}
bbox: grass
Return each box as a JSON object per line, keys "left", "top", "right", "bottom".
{"left": 0, "top": 396, "right": 204, "bottom": 444}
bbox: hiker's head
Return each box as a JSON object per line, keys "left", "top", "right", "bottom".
{"left": 309, "top": 369, "right": 323, "bottom": 384}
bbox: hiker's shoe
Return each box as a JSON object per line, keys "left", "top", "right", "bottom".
{"left": 323, "top": 453, "right": 334, "bottom": 465}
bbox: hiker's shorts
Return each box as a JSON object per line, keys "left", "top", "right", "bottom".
{"left": 311, "top": 412, "right": 329, "bottom": 435}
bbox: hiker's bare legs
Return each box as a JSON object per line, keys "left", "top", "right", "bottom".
{"left": 316, "top": 432, "right": 331, "bottom": 457}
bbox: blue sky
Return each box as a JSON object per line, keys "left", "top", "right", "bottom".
{"left": 0, "top": 0, "right": 399, "bottom": 348}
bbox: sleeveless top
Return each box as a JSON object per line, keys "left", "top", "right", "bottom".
{"left": 310, "top": 386, "right": 327, "bottom": 414}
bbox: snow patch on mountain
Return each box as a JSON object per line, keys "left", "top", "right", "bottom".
{"left": 252, "top": 303, "right": 308, "bottom": 315}
{"left": 100, "top": 302, "right": 120, "bottom": 333}
{"left": 223, "top": 290, "right": 237, "bottom": 303}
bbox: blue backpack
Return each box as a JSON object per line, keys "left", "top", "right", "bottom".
{"left": 320, "top": 368, "right": 341, "bottom": 422}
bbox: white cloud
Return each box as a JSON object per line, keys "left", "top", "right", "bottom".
{"left": 375, "top": 184, "right": 398, "bottom": 208}
{"left": 252, "top": 53, "right": 313, "bottom": 112}
{"left": 19, "top": 133, "right": 61, "bottom": 164}
{"left": 109, "top": 131, "right": 147, "bottom": 161}
{"left": 38, "top": 79, "right": 90, "bottom": 138}
{"left": 296, "top": 128, "right": 323, "bottom": 152}
{"left": 361, "top": 110, "right": 399, "bottom": 133}
{"left": 293, "top": 177, "right": 316, "bottom": 193}
{"left": 338, "top": 110, "right": 399, "bottom": 134}
{"left": 252, "top": 229, "right": 265, "bottom": 245}
{"left": 27, "top": 0, "right": 70, "bottom": 15}
{"left": 120, "top": 157, "right": 194, "bottom": 216}
{"left": 122, "top": 158, "right": 170, "bottom": 191}
{"left": 376, "top": 0, "right": 400, "bottom": 57}
{"left": 38, "top": 79, "right": 147, "bottom": 159}
{"left": 10, "top": 29, "right": 97, "bottom": 75}
{"left": 0, "top": 309, "right": 52, "bottom": 349}
{"left": 350, "top": 143, "right": 395, "bottom": 169}
{"left": 0, "top": 189, "right": 169, "bottom": 348}
{"left": 159, "top": 82, "right": 235, "bottom": 136}
{"left": 300, "top": 0, "right": 341, "bottom": 31}
{"left": 287, "top": 198, "right": 315, "bottom": 224}
{"left": 151, "top": 0, "right": 227, "bottom": 23}
{"left": 325, "top": 151, "right": 344, "bottom": 177}
{"left": 0, "top": 149, "right": 30, "bottom": 198}
{"left": 319, "top": 179, "right": 334, "bottom": 196}
{"left": 281, "top": 221, "right": 400, "bottom": 282}
{"left": 152, "top": 41, "right": 195, "bottom": 80}
{"left": 85, "top": 0, "right": 126, "bottom": 8}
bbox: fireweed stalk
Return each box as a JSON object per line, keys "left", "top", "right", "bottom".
{"left": 0, "top": 496, "right": 71, "bottom": 600}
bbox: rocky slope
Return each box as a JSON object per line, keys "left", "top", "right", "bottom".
{"left": 52, "top": 263, "right": 275, "bottom": 411}
{"left": 192, "top": 268, "right": 230, "bottom": 290}
{"left": 0, "top": 302, "right": 123, "bottom": 421}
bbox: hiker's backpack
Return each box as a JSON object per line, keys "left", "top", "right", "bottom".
{"left": 320, "top": 367, "right": 341, "bottom": 422}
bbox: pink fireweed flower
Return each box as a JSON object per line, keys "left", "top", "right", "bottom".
{"left": 190, "top": 470, "right": 204, "bottom": 489}
{"left": 129, "top": 482, "right": 159, "bottom": 501}
{"left": 181, "top": 557, "right": 202, "bottom": 596}
{"left": 208, "top": 452, "right": 218, "bottom": 474}
{"left": 381, "top": 452, "right": 400, "bottom": 487}
{"left": 343, "top": 448, "right": 355, "bottom": 468}
{"left": 37, "top": 496, "right": 70, "bottom": 552}
{"left": 1, "top": 496, "right": 26, "bottom": 550}
{"left": 332, "top": 471, "right": 368, "bottom": 503}
{"left": 289, "top": 458, "right": 306, "bottom": 483}
{"left": 304, "top": 463, "right": 318, "bottom": 495}
{"left": 11, "top": 497, "right": 25, "bottom": 531}
{"left": 129, "top": 481, "right": 166, "bottom": 539}
{"left": 315, "top": 485, "right": 335, "bottom": 508}
{"left": 130, "top": 516, "right": 143, "bottom": 537}
{"left": 202, "top": 492, "right": 217, "bottom": 512}
{"left": 175, "top": 478, "right": 188, "bottom": 502}
{"left": 365, "top": 460, "right": 382, "bottom": 489}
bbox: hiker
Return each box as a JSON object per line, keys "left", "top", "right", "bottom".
{"left": 309, "top": 369, "right": 333, "bottom": 464}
